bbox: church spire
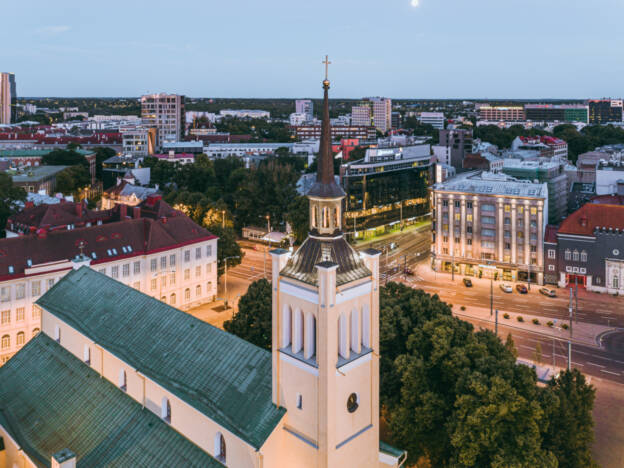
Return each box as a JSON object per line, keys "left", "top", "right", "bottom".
{"left": 307, "top": 55, "right": 345, "bottom": 199}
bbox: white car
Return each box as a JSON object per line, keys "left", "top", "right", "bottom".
{"left": 499, "top": 283, "right": 513, "bottom": 293}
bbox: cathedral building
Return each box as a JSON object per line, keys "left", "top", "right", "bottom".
{"left": 0, "top": 71, "right": 405, "bottom": 468}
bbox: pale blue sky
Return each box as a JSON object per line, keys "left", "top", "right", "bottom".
{"left": 3, "top": 0, "right": 623, "bottom": 98}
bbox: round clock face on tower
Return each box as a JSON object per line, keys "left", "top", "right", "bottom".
{"left": 347, "top": 393, "right": 359, "bottom": 413}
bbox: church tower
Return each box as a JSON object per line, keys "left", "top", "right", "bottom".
{"left": 271, "top": 58, "right": 382, "bottom": 468}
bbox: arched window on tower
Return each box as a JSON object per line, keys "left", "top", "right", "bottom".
{"left": 292, "top": 308, "right": 304, "bottom": 354}
{"left": 281, "top": 305, "right": 292, "bottom": 348}
{"left": 338, "top": 312, "right": 349, "bottom": 359}
{"left": 304, "top": 313, "right": 316, "bottom": 359}
{"left": 361, "top": 304, "right": 371, "bottom": 349}
{"left": 170, "top": 293, "right": 176, "bottom": 305}
{"left": 322, "top": 207, "right": 329, "bottom": 229}
{"left": 351, "top": 308, "right": 361, "bottom": 354}
{"left": 311, "top": 205, "right": 317, "bottom": 229}
{"left": 333, "top": 208, "right": 339, "bottom": 229}
{"left": 214, "top": 432, "right": 226, "bottom": 463}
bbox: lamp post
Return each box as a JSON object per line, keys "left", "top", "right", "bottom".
{"left": 223, "top": 256, "right": 240, "bottom": 309}
{"left": 222, "top": 210, "right": 226, "bottom": 229}
{"left": 479, "top": 262, "right": 496, "bottom": 317}
{"left": 264, "top": 215, "right": 271, "bottom": 278}
{"left": 527, "top": 261, "right": 531, "bottom": 291}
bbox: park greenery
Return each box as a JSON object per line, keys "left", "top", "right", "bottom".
{"left": 226, "top": 280, "right": 597, "bottom": 468}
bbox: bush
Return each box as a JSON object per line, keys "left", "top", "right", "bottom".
{"left": 517, "top": 316, "right": 524, "bottom": 323}
{"left": 547, "top": 321, "right": 554, "bottom": 327}
{"left": 460, "top": 306, "right": 466, "bottom": 311}
{"left": 503, "top": 313, "right": 510, "bottom": 319}
{"left": 532, "top": 318, "right": 540, "bottom": 325}
{"left": 562, "top": 323, "right": 569, "bottom": 330}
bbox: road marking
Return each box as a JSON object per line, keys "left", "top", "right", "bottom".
{"left": 601, "top": 370, "right": 620, "bottom": 376}
{"left": 587, "top": 362, "right": 606, "bottom": 368}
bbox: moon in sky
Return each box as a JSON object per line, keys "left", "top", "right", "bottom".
{"left": 411, "top": 0, "right": 419, "bottom": 6}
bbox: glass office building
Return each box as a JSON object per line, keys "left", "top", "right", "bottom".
{"left": 340, "top": 145, "right": 432, "bottom": 239}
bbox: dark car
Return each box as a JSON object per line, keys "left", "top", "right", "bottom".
{"left": 463, "top": 278, "right": 472, "bottom": 287}
{"left": 403, "top": 267, "right": 414, "bottom": 276}
{"left": 516, "top": 284, "right": 528, "bottom": 294}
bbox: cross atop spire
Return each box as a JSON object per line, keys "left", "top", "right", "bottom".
{"left": 322, "top": 55, "right": 331, "bottom": 81}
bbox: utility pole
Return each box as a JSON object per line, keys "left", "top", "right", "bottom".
{"left": 574, "top": 276, "right": 578, "bottom": 324}
{"left": 224, "top": 256, "right": 240, "bottom": 310}
{"left": 568, "top": 287, "right": 573, "bottom": 371}
{"left": 490, "top": 274, "right": 494, "bottom": 317}
{"left": 495, "top": 309, "right": 499, "bottom": 336}
{"left": 451, "top": 250, "right": 455, "bottom": 281}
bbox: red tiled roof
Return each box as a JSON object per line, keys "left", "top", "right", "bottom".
{"left": 558, "top": 203, "right": 624, "bottom": 237}
{"left": 0, "top": 209, "right": 215, "bottom": 279}
{"left": 7, "top": 201, "right": 115, "bottom": 234}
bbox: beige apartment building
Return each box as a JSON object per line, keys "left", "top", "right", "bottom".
{"left": 431, "top": 171, "right": 548, "bottom": 284}
{"left": 141, "top": 93, "right": 185, "bottom": 147}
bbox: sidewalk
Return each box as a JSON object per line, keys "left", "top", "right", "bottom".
{"left": 452, "top": 304, "right": 609, "bottom": 348}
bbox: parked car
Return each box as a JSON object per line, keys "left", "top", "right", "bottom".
{"left": 515, "top": 284, "right": 528, "bottom": 294}
{"left": 463, "top": 278, "right": 473, "bottom": 287}
{"left": 539, "top": 287, "right": 557, "bottom": 297}
{"left": 403, "top": 267, "right": 414, "bottom": 276}
{"left": 499, "top": 283, "right": 513, "bottom": 293}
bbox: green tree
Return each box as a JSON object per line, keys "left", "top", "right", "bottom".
{"left": 206, "top": 223, "right": 244, "bottom": 275}
{"left": 0, "top": 173, "right": 27, "bottom": 237}
{"left": 533, "top": 343, "right": 543, "bottom": 364}
{"left": 223, "top": 279, "right": 272, "bottom": 350}
{"left": 42, "top": 149, "right": 88, "bottom": 167}
{"left": 55, "top": 165, "right": 91, "bottom": 194}
{"left": 541, "top": 369, "right": 597, "bottom": 468}
{"left": 287, "top": 196, "right": 309, "bottom": 244}
{"left": 449, "top": 373, "right": 557, "bottom": 468}
{"left": 93, "top": 147, "right": 116, "bottom": 180}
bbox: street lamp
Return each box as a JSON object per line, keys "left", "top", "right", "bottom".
{"left": 479, "top": 262, "right": 497, "bottom": 317}
{"left": 222, "top": 256, "right": 240, "bottom": 309}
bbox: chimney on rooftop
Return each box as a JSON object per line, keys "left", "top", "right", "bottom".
{"left": 133, "top": 206, "right": 141, "bottom": 218}
{"left": 120, "top": 204, "right": 127, "bottom": 219}
{"left": 51, "top": 449, "right": 76, "bottom": 468}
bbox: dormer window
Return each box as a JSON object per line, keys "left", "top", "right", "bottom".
{"left": 8, "top": 266, "right": 14, "bottom": 274}
{"left": 26, "top": 259, "right": 32, "bottom": 267}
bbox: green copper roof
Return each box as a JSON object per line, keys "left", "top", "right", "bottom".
{"left": 36, "top": 267, "right": 285, "bottom": 450}
{"left": 0, "top": 334, "right": 223, "bottom": 468}
{"left": 380, "top": 440, "right": 406, "bottom": 459}
{"left": 0, "top": 149, "right": 95, "bottom": 157}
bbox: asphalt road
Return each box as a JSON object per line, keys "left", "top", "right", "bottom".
{"left": 457, "top": 313, "right": 624, "bottom": 385}
{"left": 230, "top": 230, "right": 624, "bottom": 384}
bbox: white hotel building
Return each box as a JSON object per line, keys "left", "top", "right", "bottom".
{"left": 431, "top": 171, "right": 548, "bottom": 284}
{"left": 0, "top": 199, "right": 218, "bottom": 364}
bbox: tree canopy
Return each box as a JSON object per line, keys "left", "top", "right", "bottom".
{"left": 380, "top": 282, "right": 596, "bottom": 467}
{"left": 0, "top": 173, "right": 26, "bottom": 237}
{"left": 223, "top": 279, "right": 272, "bottom": 350}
